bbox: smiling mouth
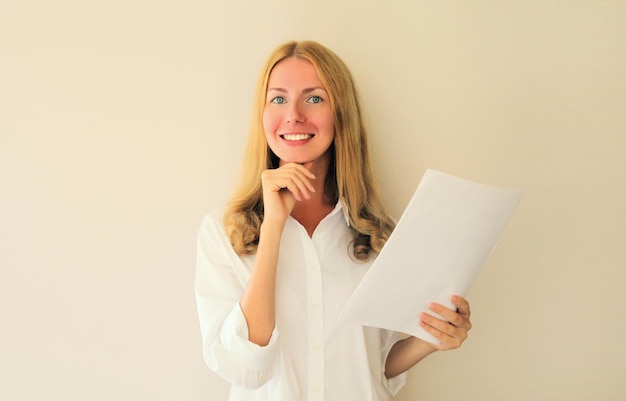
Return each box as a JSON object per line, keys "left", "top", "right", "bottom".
{"left": 281, "top": 134, "right": 314, "bottom": 141}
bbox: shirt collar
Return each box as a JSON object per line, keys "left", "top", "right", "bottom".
{"left": 327, "top": 199, "right": 350, "bottom": 227}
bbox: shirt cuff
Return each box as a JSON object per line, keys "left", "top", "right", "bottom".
{"left": 220, "top": 303, "right": 279, "bottom": 372}
{"left": 382, "top": 335, "right": 408, "bottom": 395}
{"left": 384, "top": 369, "right": 407, "bottom": 396}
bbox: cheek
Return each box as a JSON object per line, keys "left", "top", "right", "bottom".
{"left": 319, "top": 106, "right": 334, "bottom": 130}
{"left": 262, "top": 109, "right": 278, "bottom": 136}
{"left": 262, "top": 111, "right": 280, "bottom": 153}
{"left": 262, "top": 116, "right": 272, "bottom": 145}
{"left": 327, "top": 118, "right": 335, "bottom": 133}
{"left": 323, "top": 113, "right": 335, "bottom": 136}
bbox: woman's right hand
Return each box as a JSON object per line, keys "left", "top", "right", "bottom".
{"left": 261, "top": 163, "right": 316, "bottom": 224}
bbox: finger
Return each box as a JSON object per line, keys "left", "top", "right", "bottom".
{"left": 285, "top": 161, "right": 316, "bottom": 178}
{"left": 285, "top": 178, "right": 310, "bottom": 201}
{"left": 290, "top": 164, "right": 316, "bottom": 192}
{"left": 276, "top": 164, "right": 315, "bottom": 194}
{"left": 429, "top": 302, "right": 472, "bottom": 331}
{"left": 420, "top": 313, "right": 466, "bottom": 350}
{"left": 296, "top": 162, "right": 317, "bottom": 178}
{"left": 420, "top": 311, "right": 456, "bottom": 337}
{"left": 420, "top": 323, "right": 463, "bottom": 351}
{"left": 451, "top": 295, "right": 471, "bottom": 317}
{"left": 419, "top": 315, "right": 456, "bottom": 350}
{"left": 427, "top": 302, "right": 461, "bottom": 326}
{"left": 284, "top": 170, "right": 316, "bottom": 200}
{"left": 264, "top": 169, "right": 311, "bottom": 201}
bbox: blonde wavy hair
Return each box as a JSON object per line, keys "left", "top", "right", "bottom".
{"left": 224, "top": 40, "right": 394, "bottom": 261}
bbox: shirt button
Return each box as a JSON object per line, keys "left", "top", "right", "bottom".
{"left": 312, "top": 303, "right": 320, "bottom": 311}
{"left": 313, "top": 342, "right": 321, "bottom": 351}
{"left": 313, "top": 385, "right": 321, "bottom": 393}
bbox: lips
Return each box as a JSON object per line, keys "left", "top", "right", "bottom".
{"left": 280, "top": 133, "right": 314, "bottom": 141}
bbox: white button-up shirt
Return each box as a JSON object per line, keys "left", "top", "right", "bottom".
{"left": 195, "top": 203, "right": 406, "bottom": 401}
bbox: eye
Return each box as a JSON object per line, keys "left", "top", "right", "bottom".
{"left": 271, "top": 96, "right": 287, "bottom": 104}
{"left": 307, "top": 95, "right": 323, "bottom": 104}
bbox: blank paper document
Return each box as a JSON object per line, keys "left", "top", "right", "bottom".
{"left": 341, "top": 169, "right": 523, "bottom": 344}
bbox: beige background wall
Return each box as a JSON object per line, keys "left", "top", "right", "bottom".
{"left": 1, "top": 1, "right": 624, "bottom": 400}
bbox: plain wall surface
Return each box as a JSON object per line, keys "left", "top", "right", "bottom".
{"left": 1, "top": 1, "right": 625, "bottom": 400}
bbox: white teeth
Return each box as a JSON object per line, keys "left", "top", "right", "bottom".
{"left": 282, "top": 134, "right": 312, "bottom": 141}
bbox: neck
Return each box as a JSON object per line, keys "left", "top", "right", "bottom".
{"left": 279, "top": 151, "right": 334, "bottom": 206}
{"left": 288, "top": 153, "right": 336, "bottom": 236}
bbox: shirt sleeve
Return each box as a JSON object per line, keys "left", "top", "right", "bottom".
{"left": 380, "top": 330, "right": 408, "bottom": 395}
{"left": 194, "top": 213, "right": 279, "bottom": 390}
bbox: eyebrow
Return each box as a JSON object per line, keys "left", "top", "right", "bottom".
{"left": 267, "top": 87, "right": 328, "bottom": 93}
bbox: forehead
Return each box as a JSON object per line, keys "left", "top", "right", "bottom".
{"left": 267, "top": 57, "right": 325, "bottom": 89}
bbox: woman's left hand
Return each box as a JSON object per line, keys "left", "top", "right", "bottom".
{"left": 420, "top": 295, "right": 472, "bottom": 351}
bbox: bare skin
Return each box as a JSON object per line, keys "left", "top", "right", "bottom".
{"left": 239, "top": 156, "right": 472, "bottom": 376}
{"left": 239, "top": 157, "right": 331, "bottom": 346}
{"left": 384, "top": 295, "right": 472, "bottom": 378}
{"left": 238, "top": 55, "right": 472, "bottom": 376}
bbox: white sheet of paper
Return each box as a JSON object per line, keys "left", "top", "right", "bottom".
{"left": 341, "top": 169, "right": 523, "bottom": 344}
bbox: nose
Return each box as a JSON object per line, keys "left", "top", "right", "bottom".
{"left": 286, "top": 102, "right": 305, "bottom": 124}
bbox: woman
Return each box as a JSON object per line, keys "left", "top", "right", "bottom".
{"left": 195, "top": 40, "right": 472, "bottom": 401}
